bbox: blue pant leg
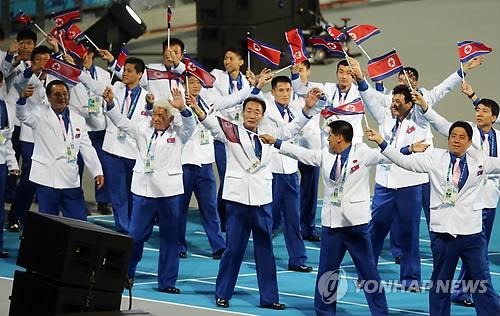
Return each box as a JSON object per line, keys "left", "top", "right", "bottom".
{"left": 389, "top": 214, "right": 402, "bottom": 259}
{"left": 271, "top": 174, "right": 283, "bottom": 231}
{"left": 0, "top": 165, "right": 7, "bottom": 251}
{"left": 298, "top": 162, "right": 320, "bottom": 238}
{"left": 460, "top": 233, "right": 500, "bottom": 316}
{"left": 215, "top": 201, "right": 251, "bottom": 301}
{"left": 103, "top": 153, "right": 133, "bottom": 234}
{"left": 128, "top": 194, "right": 157, "bottom": 279}
{"left": 421, "top": 182, "right": 431, "bottom": 227}
{"left": 346, "top": 224, "right": 389, "bottom": 316}
{"left": 369, "top": 184, "right": 397, "bottom": 265}
{"left": 59, "top": 187, "right": 87, "bottom": 221}
{"left": 429, "top": 233, "right": 460, "bottom": 316}
{"left": 193, "top": 164, "right": 225, "bottom": 253}
{"left": 10, "top": 141, "right": 35, "bottom": 223}
{"left": 157, "top": 194, "right": 182, "bottom": 289}
{"left": 280, "top": 173, "right": 307, "bottom": 267}
{"left": 250, "top": 203, "right": 280, "bottom": 306}
{"left": 178, "top": 164, "right": 198, "bottom": 254}
{"left": 453, "top": 208, "right": 496, "bottom": 299}
{"left": 36, "top": 184, "right": 61, "bottom": 216}
{"left": 314, "top": 226, "right": 347, "bottom": 316}
{"left": 396, "top": 184, "right": 422, "bottom": 287}
{"left": 214, "top": 141, "right": 227, "bottom": 231}
{"left": 89, "top": 130, "right": 111, "bottom": 203}
{"left": 6, "top": 126, "right": 20, "bottom": 202}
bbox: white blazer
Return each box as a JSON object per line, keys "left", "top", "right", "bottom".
{"left": 382, "top": 145, "right": 500, "bottom": 236}
{"left": 106, "top": 105, "right": 195, "bottom": 198}
{"left": 210, "top": 69, "right": 252, "bottom": 122}
{"left": 69, "top": 65, "right": 110, "bottom": 132}
{"left": 79, "top": 73, "right": 151, "bottom": 160}
{"left": 0, "top": 91, "right": 19, "bottom": 171}
{"left": 423, "top": 107, "right": 500, "bottom": 209}
{"left": 201, "top": 111, "right": 311, "bottom": 206}
{"left": 16, "top": 102, "right": 102, "bottom": 189}
{"left": 279, "top": 142, "right": 383, "bottom": 228}
{"left": 292, "top": 78, "right": 363, "bottom": 144}
{"left": 361, "top": 83, "right": 432, "bottom": 188}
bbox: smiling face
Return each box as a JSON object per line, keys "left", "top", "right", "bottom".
{"left": 47, "top": 84, "right": 69, "bottom": 113}
{"left": 391, "top": 93, "right": 412, "bottom": 119}
{"left": 152, "top": 107, "right": 173, "bottom": 130}
{"left": 242, "top": 101, "right": 264, "bottom": 132}
{"left": 448, "top": 126, "right": 472, "bottom": 157}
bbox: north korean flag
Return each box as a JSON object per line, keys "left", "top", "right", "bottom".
{"left": 457, "top": 41, "right": 493, "bottom": 63}
{"left": 184, "top": 56, "right": 216, "bottom": 88}
{"left": 43, "top": 58, "right": 81, "bottom": 86}
{"left": 321, "top": 98, "right": 365, "bottom": 118}
{"left": 367, "top": 50, "right": 403, "bottom": 82}
{"left": 146, "top": 67, "right": 182, "bottom": 81}
{"left": 285, "top": 28, "right": 310, "bottom": 65}
{"left": 217, "top": 116, "right": 240, "bottom": 144}
{"left": 114, "top": 47, "right": 129, "bottom": 72}
{"left": 167, "top": 6, "right": 173, "bottom": 29}
{"left": 53, "top": 7, "right": 81, "bottom": 28}
{"left": 247, "top": 36, "right": 281, "bottom": 67}
{"left": 13, "top": 11, "right": 32, "bottom": 26}
{"left": 346, "top": 24, "right": 380, "bottom": 45}
{"left": 325, "top": 25, "right": 347, "bottom": 42}
{"left": 308, "top": 37, "right": 344, "bottom": 58}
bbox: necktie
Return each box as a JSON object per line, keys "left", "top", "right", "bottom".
{"left": 451, "top": 158, "right": 461, "bottom": 188}
{"left": 483, "top": 134, "right": 490, "bottom": 155}
{"left": 283, "top": 108, "right": 290, "bottom": 123}
{"left": 391, "top": 120, "right": 401, "bottom": 145}
{"left": 330, "top": 154, "right": 341, "bottom": 181}
{"left": 124, "top": 90, "right": 132, "bottom": 115}
{"left": 339, "top": 92, "right": 345, "bottom": 104}
{"left": 253, "top": 135, "right": 262, "bottom": 160}
{"left": 232, "top": 80, "right": 239, "bottom": 94}
{"left": 58, "top": 114, "right": 67, "bottom": 141}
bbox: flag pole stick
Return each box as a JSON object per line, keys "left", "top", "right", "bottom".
{"left": 402, "top": 69, "right": 414, "bottom": 93}
{"left": 58, "top": 33, "right": 66, "bottom": 54}
{"left": 36, "top": 38, "right": 46, "bottom": 47}
{"left": 457, "top": 42, "right": 465, "bottom": 84}
{"left": 272, "top": 64, "right": 292, "bottom": 75}
{"left": 247, "top": 32, "right": 251, "bottom": 72}
{"left": 33, "top": 23, "right": 48, "bottom": 37}
{"left": 84, "top": 34, "right": 99, "bottom": 50}
{"left": 167, "top": 6, "right": 171, "bottom": 49}
{"left": 341, "top": 46, "right": 354, "bottom": 73}
{"left": 357, "top": 44, "right": 371, "bottom": 60}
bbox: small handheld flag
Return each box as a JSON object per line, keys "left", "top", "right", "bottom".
{"left": 346, "top": 24, "right": 380, "bottom": 45}
{"left": 43, "top": 58, "right": 81, "bottom": 86}
{"left": 184, "top": 56, "right": 216, "bottom": 88}
{"left": 325, "top": 25, "right": 347, "bottom": 42}
{"left": 247, "top": 36, "right": 281, "bottom": 67}
{"left": 13, "top": 11, "right": 33, "bottom": 26}
{"left": 217, "top": 116, "right": 240, "bottom": 143}
{"left": 457, "top": 41, "right": 492, "bottom": 63}
{"left": 167, "top": 6, "right": 173, "bottom": 29}
{"left": 321, "top": 98, "right": 365, "bottom": 118}
{"left": 367, "top": 50, "right": 403, "bottom": 82}
{"left": 53, "top": 7, "right": 81, "bottom": 28}
{"left": 146, "top": 68, "right": 182, "bottom": 81}
{"left": 308, "top": 37, "right": 344, "bottom": 58}
{"left": 285, "top": 28, "right": 310, "bottom": 65}
{"left": 114, "top": 47, "right": 129, "bottom": 73}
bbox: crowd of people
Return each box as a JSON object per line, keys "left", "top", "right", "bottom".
{"left": 0, "top": 22, "right": 498, "bottom": 316}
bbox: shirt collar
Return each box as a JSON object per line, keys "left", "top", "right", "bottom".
{"left": 52, "top": 106, "right": 70, "bottom": 118}
{"left": 449, "top": 152, "right": 467, "bottom": 165}
{"left": 126, "top": 84, "right": 141, "bottom": 97}
{"left": 275, "top": 102, "right": 288, "bottom": 115}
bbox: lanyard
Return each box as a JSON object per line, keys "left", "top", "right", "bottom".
{"left": 228, "top": 73, "right": 242, "bottom": 94}
{"left": 334, "top": 84, "right": 350, "bottom": 104}
{"left": 57, "top": 113, "right": 74, "bottom": 143}
{"left": 446, "top": 157, "right": 467, "bottom": 189}
{"left": 333, "top": 155, "right": 349, "bottom": 187}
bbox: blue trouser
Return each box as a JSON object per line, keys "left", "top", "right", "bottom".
{"left": 429, "top": 232, "right": 500, "bottom": 316}
{"left": 178, "top": 164, "right": 225, "bottom": 254}
{"left": 9, "top": 141, "right": 35, "bottom": 224}
{"left": 452, "top": 208, "right": 496, "bottom": 301}
{"left": 214, "top": 140, "right": 227, "bottom": 231}
{"left": 89, "top": 130, "right": 112, "bottom": 204}
{"left": 128, "top": 194, "right": 182, "bottom": 289}
{"left": 103, "top": 152, "right": 135, "bottom": 234}
{"left": 369, "top": 183, "right": 422, "bottom": 288}
{"left": 271, "top": 172, "right": 307, "bottom": 267}
{"left": 315, "top": 224, "right": 389, "bottom": 316}
{"left": 6, "top": 125, "right": 20, "bottom": 202}
{"left": 390, "top": 182, "right": 430, "bottom": 259}
{"left": 0, "top": 165, "right": 7, "bottom": 251}
{"left": 36, "top": 184, "right": 87, "bottom": 221}
{"left": 298, "top": 162, "right": 320, "bottom": 238}
{"left": 215, "top": 201, "right": 279, "bottom": 305}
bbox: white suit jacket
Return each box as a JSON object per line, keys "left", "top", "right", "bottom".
{"left": 16, "top": 102, "right": 102, "bottom": 189}
{"left": 210, "top": 69, "right": 251, "bottom": 122}
{"left": 280, "top": 142, "right": 383, "bottom": 228}
{"left": 423, "top": 107, "right": 500, "bottom": 209}
{"left": 382, "top": 145, "right": 500, "bottom": 236}
{"left": 106, "top": 105, "right": 195, "bottom": 198}
{"left": 201, "top": 111, "right": 311, "bottom": 206}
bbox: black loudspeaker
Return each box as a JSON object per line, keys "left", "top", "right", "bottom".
{"left": 16, "top": 212, "right": 133, "bottom": 293}
{"left": 8, "top": 270, "right": 122, "bottom": 316}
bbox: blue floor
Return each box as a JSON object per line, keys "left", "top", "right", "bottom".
{"left": 2, "top": 202, "right": 499, "bottom": 315}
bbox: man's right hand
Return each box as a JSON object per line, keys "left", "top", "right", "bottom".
{"left": 98, "top": 49, "right": 114, "bottom": 63}
{"left": 7, "top": 40, "right": 18, "bottom": 55}
{"left": 21, "top": 85, "right": 35, "bottom": 98}
{"left": 102, "top": 87, "right": 114, "bottom": 104}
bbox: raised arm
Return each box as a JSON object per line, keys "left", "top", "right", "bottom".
{"left": 16, "top": 85, "right": 39, "bottom": 129}
{"left": 102, "top": 87, "right": 139, "bottom": 139}
{"left": 259, "top": 133, "right": 322, "bottom": 166}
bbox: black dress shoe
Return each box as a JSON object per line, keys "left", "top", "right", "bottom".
{"left": 261, "top": 302, "right": 286, "bottom": 310}
{"left": 0, "top": 251, "right": 8, "bottom": 258}
{"left": 288, "top": 265, "right": 313, "bottom": 272}
{"left": 7, "top": 220, "right": 20, "bottom": 232}
{"left": 158, "top": 287, "right": 181, "bottom": 294}
{"left": 179, "top": 252, "right": 188, "bottom": 259}
{"left": 394, "top": 256, "right": 401, "bottom": 264}
{"left": 305, "top": 235, "right": 320, "bottom": 242}
{"left": 212, "top": 248, "right": 225, "bottom": 260}
{"left": 125, "top": 277, "right": 134, "bottom": 290}
{"left": 216, "top": 297, "right": 229, "bottom": 308}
